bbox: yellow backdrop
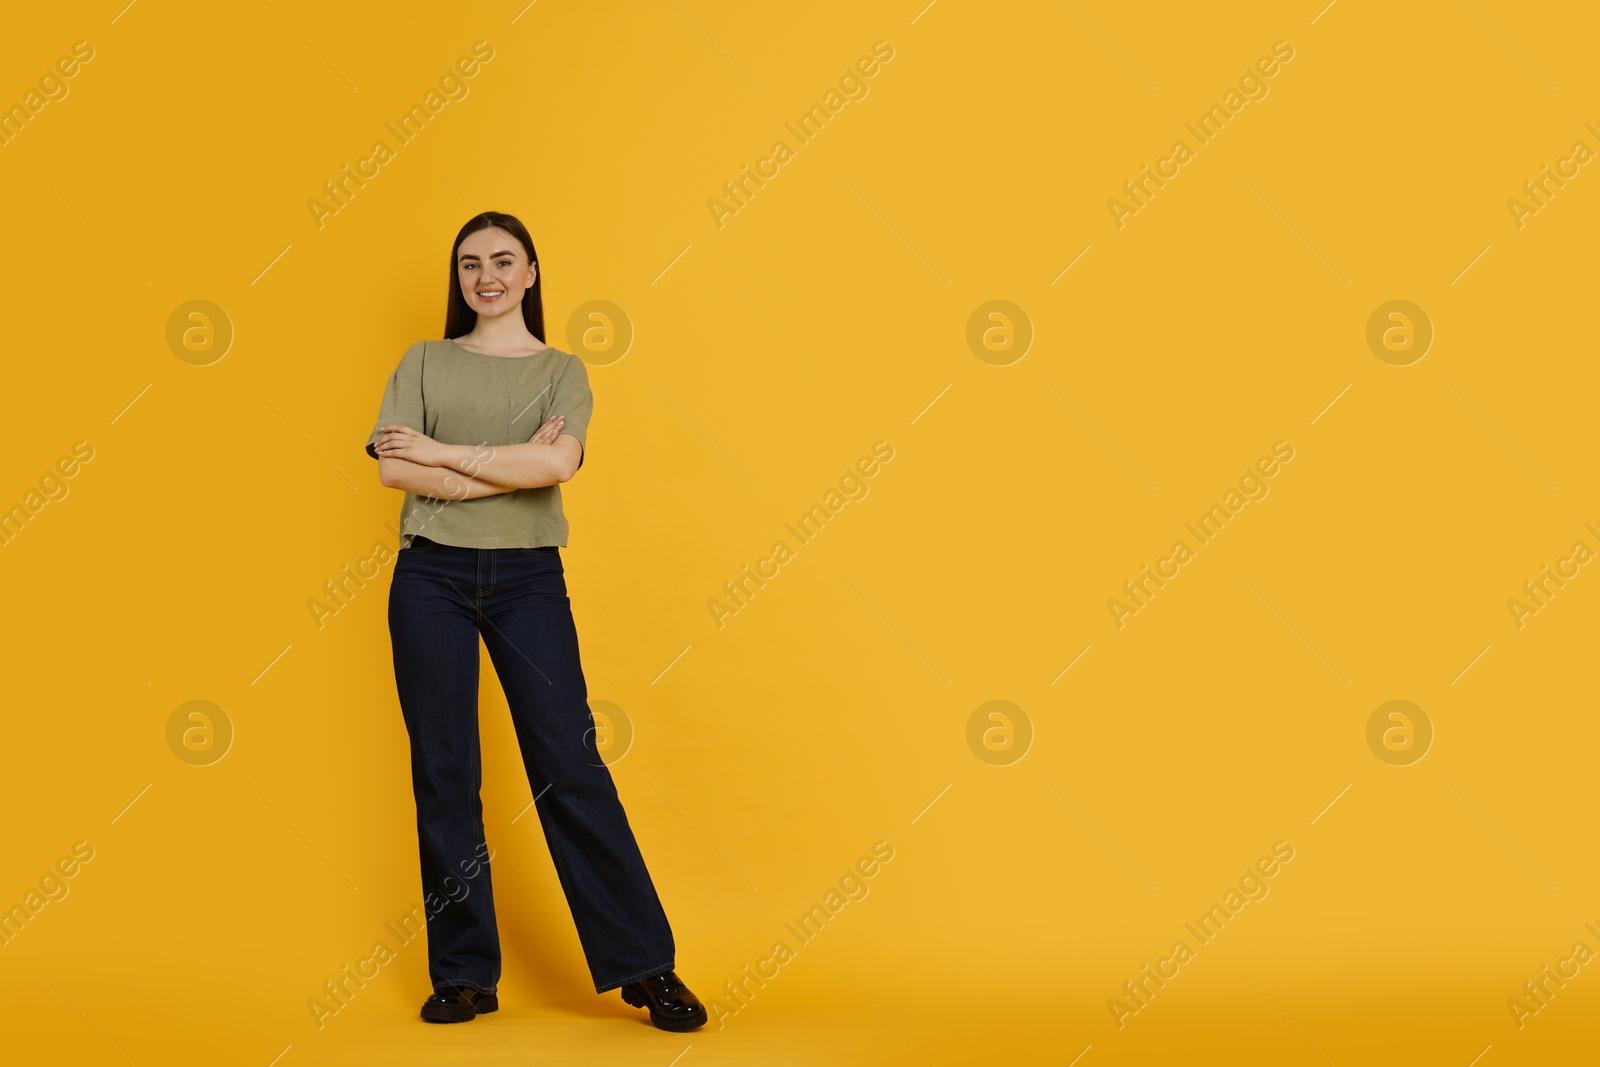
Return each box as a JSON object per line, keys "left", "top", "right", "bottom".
{"left": 4, "top": 1, "right": 1597, "bottom": 1064}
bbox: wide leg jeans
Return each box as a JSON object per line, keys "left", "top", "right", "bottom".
{"left": 386, "top": 534, "right": 676, "bottom": 995}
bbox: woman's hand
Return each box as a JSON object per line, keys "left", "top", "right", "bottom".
{"left": 527, "top": 414, "right": 565, "bottom": 446}
{"left": 373, "top": 424, "right": 452, "bottom": 467}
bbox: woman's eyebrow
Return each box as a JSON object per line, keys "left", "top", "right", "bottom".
{"left": 459, "top": 249, "right": 518, "bottom": 261}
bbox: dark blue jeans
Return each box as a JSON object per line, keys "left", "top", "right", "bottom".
{"left": 387, "top": 535, "right": 676, "bottom": 995}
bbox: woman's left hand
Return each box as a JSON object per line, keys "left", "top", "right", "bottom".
{"left": 374, "top": 424, "right": 452, "bottom": 467}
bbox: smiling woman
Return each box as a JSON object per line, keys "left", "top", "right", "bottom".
{"left": 363, "top": 211, "right": 708, "bottom": 1032}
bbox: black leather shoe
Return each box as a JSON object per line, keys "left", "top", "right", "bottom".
{"left": 620, "top": 969, "right": 707, "bottom": 1031}
{"left": 420, "top": 984, "right": 499, "bottom": 1023}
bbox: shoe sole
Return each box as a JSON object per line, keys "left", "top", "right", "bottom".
{"left": 421, "top": 992, "right": 499, "bottom": 1023}
{"left": 620, "top": 986, "right": 707, "bottom": 1032}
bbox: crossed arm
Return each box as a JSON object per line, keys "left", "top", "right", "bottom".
{"left": 373, "top": 415, "right": 582, "bottom": 499}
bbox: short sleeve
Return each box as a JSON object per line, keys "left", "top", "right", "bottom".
{"left": 550, "top": 354, "right": 593, "bottom": 471}
{"left": 365, "top": 341, "right": 427, "bottom": 460}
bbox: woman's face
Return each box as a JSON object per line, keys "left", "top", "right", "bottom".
{"left": 457, "top": 227, "right": 534, "bottom": 319}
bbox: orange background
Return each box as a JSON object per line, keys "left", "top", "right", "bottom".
{"left": 4, "top": 1, "right": 1598, "bottom": 1064}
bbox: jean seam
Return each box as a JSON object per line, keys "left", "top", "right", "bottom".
{"left": 434, "top": 977, "right": 496, "bottom": 995}
{"left": 476, "top": 547, "right": 496, "bottom": 598}
{"left": 597, "top": 961, "right": 676, "bottom": 994}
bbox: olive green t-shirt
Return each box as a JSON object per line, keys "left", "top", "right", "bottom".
{"left": 365, "top": 338, "right": 592, "bottom": 549}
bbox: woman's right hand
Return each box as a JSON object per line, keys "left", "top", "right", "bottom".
{"left": 529, "top": 414, "right": 566, "bottom": 445}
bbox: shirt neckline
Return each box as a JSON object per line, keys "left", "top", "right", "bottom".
{"left": 444, "top": 337, "right": 553, "bottom": 359}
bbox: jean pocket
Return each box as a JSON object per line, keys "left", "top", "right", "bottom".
{"left": 516, "top": 545, "right": 558, "bottom": 555}
{"left": 407, "top": 535, "right": 439, "bottom": 552}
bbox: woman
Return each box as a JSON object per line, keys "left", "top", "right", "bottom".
{"left": 365, "top": 211, "right": 705, "bottom": 1031}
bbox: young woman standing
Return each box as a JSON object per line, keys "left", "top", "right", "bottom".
{"left": 366, "top": 211, "right": 705, "bottom": 1031}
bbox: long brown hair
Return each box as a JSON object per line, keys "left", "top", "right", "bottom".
{"left": 443, "top": 211, "right": 545, "bottom": 342}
